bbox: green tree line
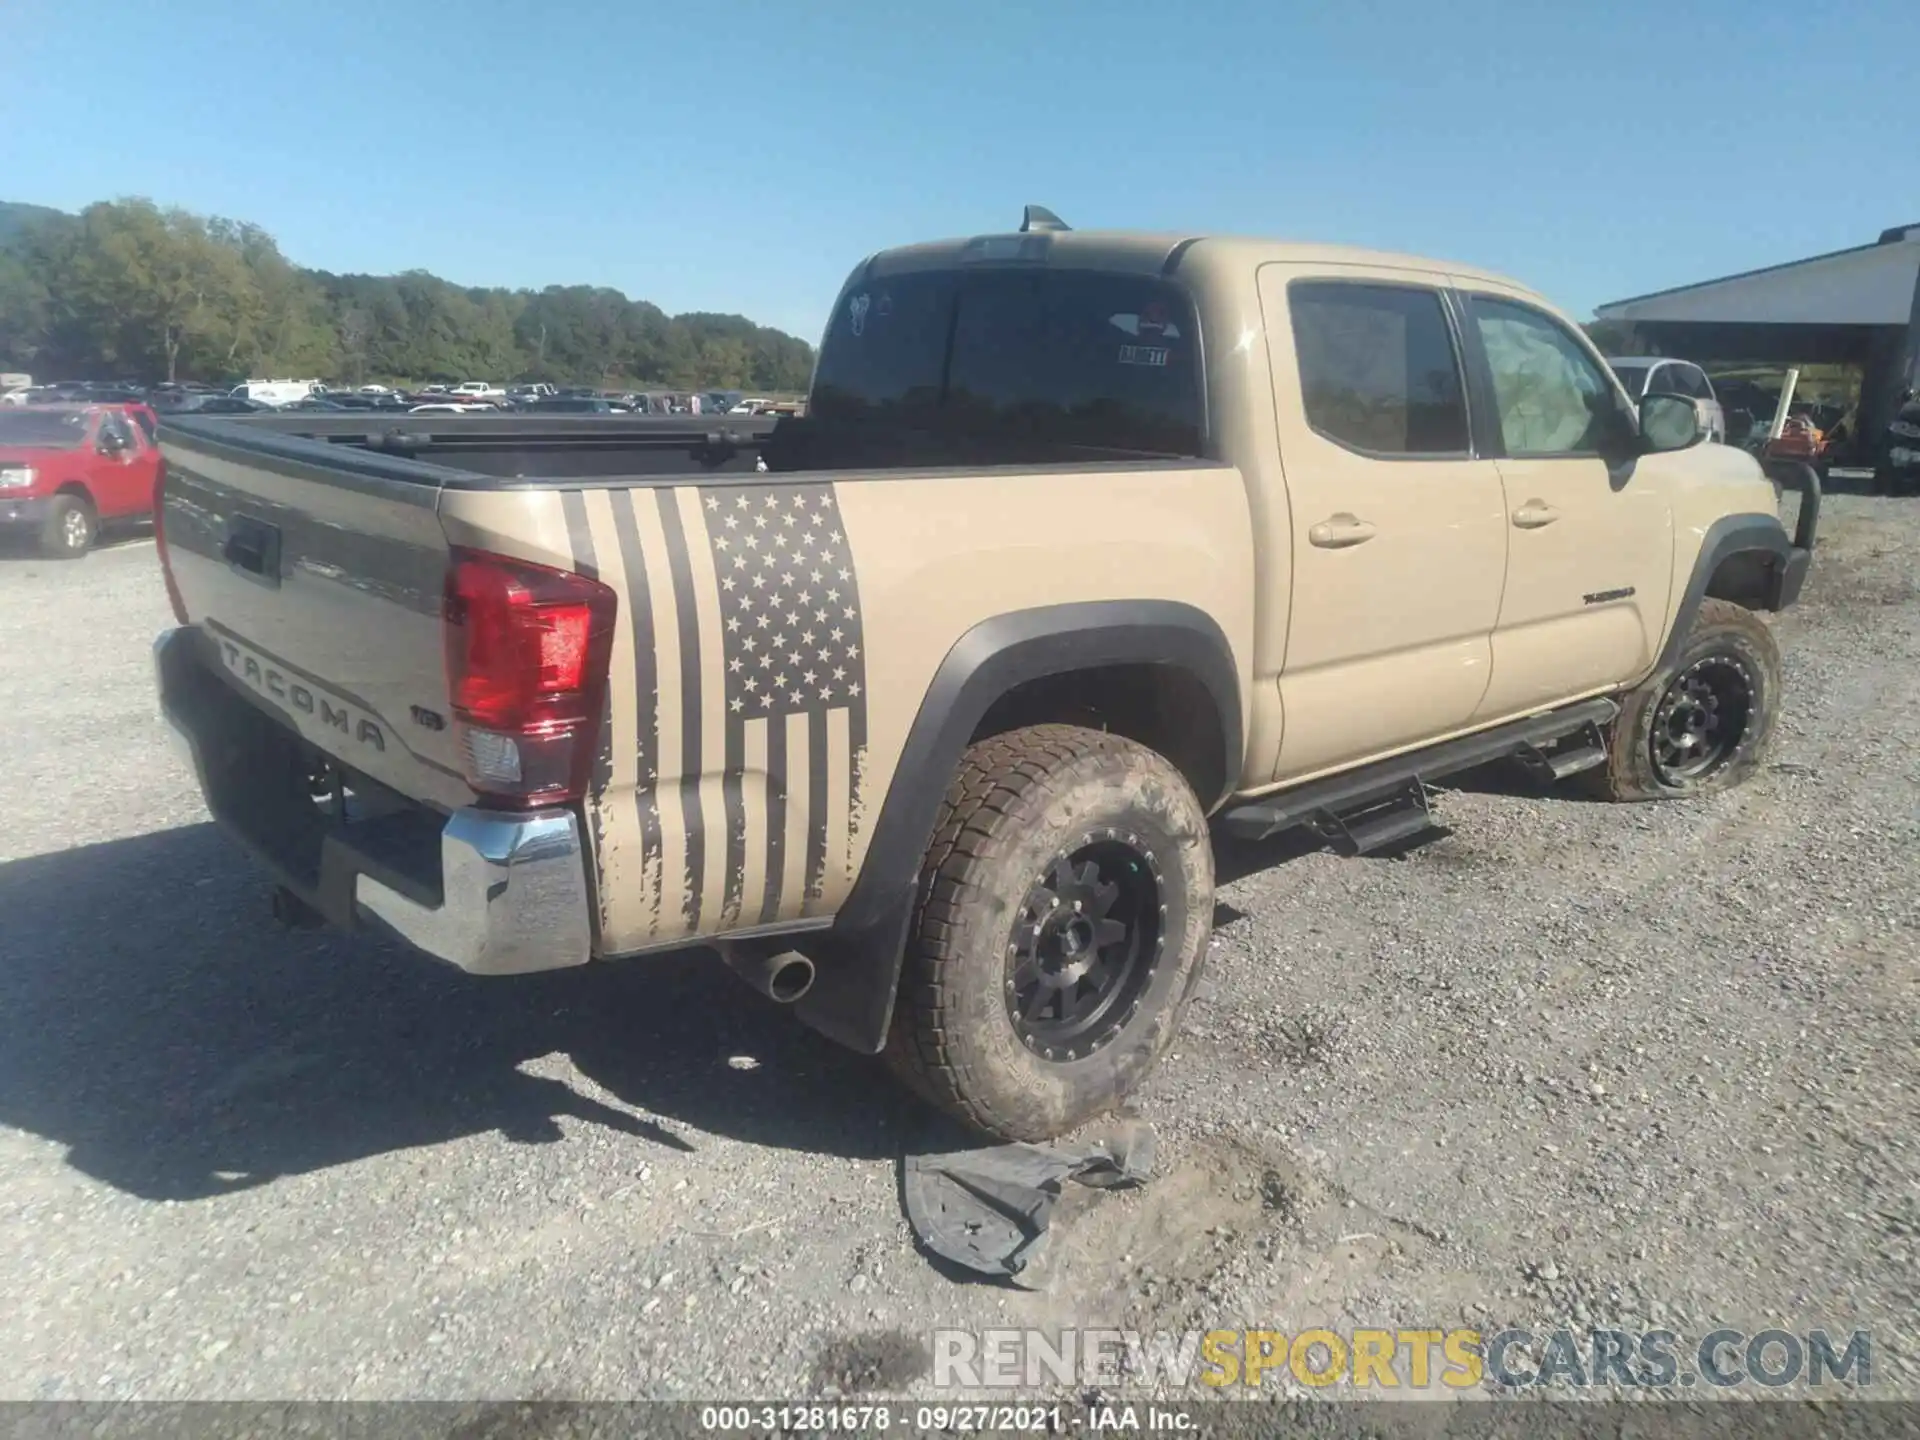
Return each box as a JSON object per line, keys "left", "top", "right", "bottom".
{"left": 0, "top": 198, "right": 816, "bottom": 392}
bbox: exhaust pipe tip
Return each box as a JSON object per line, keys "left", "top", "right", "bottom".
{"left": 719, "top": 944, "right": 815, "bottom": 1005}
{"left": 765, "top": 953, "right": 815, "bottom": 1004}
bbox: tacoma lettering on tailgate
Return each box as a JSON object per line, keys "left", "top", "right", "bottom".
{"left": 218, "top": 635, "right": 387, "bottom": 753}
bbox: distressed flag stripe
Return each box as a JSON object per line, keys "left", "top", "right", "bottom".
{"left": 801, "top": 716, "right": 830, "bottom": 914}
{"left": 781, "top": 709, "right": 812, "bottom": 921}
{"left": 609, "top": 490, "right": 662, "bottom": 913}
{"left": 760, "top": 714, "right": 787, "bottom": 925}
{"left": 578, "top": 490, "right": 643, "bottom": 935}
{"left": 630, "top": 492, "right": 685, "bottom": 937}
{"left": 677, "top": 485, "right": 732, "bottom": 932}
{"left": 824, "top": 705, "right": 852, "bottom": 910}
{"left": 559, "top": 489, "right": 599, "bottom": 581}
{"left": 656, "top": 487, "right": 707, "bottom": 931}
{"left": 738, "top": 717, "right": 770, "bottom": 927}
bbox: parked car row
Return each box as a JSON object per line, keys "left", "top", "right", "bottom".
{"left": 2, "top": 376, "right": 797, "bottom": 421}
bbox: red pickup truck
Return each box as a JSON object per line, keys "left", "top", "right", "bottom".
{"left": 0, "top": 403, "right": 162, "bottom": 557}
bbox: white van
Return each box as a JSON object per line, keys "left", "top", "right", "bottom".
{"left": 232, "top": 379, "right": 319, "bottom": 408}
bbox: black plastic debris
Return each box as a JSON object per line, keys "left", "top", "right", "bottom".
{"left": 902, "top": 1119, "right": 1155, "bottom": 1280}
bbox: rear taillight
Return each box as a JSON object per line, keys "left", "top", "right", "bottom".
{"left": 442, "top": 547, "right": 618, "bottom": 809}
{"left": 153, "top": 462, "right": 188, "bottom": 625}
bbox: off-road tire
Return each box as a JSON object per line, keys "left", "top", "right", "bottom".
{"left": 39, "top": 493, "right": 97, "bottom": 560}
{"left": 1588, "top": 599, "right": 1781, "bottom": 801}
{"left": 884, "top": 724, "right": 1214, "bottom": 1142}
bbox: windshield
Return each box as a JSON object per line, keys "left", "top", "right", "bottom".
{"left": 0, "top": 409, "right": 90, "bottom": 447}
{"left": 1609, "top": 363, "right": 1649, "bottom": 397}
{"left": 804, "top": 266, "right": 1206, "bottom": 466}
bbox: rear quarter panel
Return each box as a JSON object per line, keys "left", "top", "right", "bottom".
{"left": 446, "top": 467, "right": 1256, "bottom": 958}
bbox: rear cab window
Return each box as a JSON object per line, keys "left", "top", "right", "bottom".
{"left": 802, "top": 266, "right": 1206, "bottom": 467}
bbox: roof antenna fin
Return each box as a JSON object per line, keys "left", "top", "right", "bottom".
{"left": 1020, "top": 205, "right": 1070, "bottom": 234}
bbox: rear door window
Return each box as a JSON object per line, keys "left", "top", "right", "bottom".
{"left": 1288, "top": 281, "right": 1470, "bottom": 456}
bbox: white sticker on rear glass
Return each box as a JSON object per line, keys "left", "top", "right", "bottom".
{"left": 849, "top": 293, "right": 870, "bottom": 337}
{"left": 1118, "top": 345, "right": 1170, "bottom": 367}
{"left": 1110, "top": 309, "right": 1182, "bottom": 340}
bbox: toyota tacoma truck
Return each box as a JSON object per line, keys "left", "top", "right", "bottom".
{"left": 152, "top": 209, "right": 1819, "bottom": 1141}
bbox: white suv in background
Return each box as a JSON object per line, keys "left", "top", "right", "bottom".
{"left": 1607, "top": 357, "right": 1726, "bottom": 443}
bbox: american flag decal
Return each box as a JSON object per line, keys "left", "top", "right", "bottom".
{"left": 561, "top": 481, "right": 869, "bottom": 946}
{"left": 708, "top": 482, "right": 869, "bottom": 926}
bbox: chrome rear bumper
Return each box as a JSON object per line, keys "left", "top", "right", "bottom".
{"left": 154, "top": 626, "right": 593, "bottom": 976}
{"left": 354, "top": 808, "right": 592, "bottom": 975}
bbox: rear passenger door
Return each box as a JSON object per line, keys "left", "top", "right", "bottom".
{"left": 1456, "top": 290, "right": 1674, "bottom": 718}
{"left": 1258, "top": 267, "right": 1508, "bottom": 780}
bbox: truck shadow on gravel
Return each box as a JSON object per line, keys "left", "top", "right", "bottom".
{"left": 0, "top": 823, "right": 908, "bottom": 1202}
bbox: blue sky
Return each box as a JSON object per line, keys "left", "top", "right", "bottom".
{"left": 3, "top": 0, "right": 1914, "bottom": 346}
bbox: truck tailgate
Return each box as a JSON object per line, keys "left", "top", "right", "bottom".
{"left": 158, "top": 419, "right": 473, "bottom": 812}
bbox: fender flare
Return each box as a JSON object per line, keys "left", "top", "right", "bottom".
{"left": 1652, "top": 511, "right": 1793, "bottom": 676}
{"left": 793, "top": 599, "right": 1242, "bottom": 1054}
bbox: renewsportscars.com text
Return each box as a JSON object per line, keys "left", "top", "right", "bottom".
{"left": 932, "top": 1326, "right": 1873, "bottom": 1391}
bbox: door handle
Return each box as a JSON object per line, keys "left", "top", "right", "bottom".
{"left": 1307, "top": 513, "right": 1377, "bottom": 548}
{"left": 1511, "top": 500, "right": 1560, "bottom": 529}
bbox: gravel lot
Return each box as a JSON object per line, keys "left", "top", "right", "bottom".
{"left": 0, "top": 493, "right": 1913, "bottom": 1405}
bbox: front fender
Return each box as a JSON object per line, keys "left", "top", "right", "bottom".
{"left": 1651, "top": 503, "right": 1810, "bottom": 679}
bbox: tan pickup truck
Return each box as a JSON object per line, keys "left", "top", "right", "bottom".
{"left": 153, "top": 208, "right": 1819, "bottom": 1141}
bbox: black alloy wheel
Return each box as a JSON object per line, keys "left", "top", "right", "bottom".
{"left": 1649, "top": 655, "right": 1754, "bottom": 785}
{"left": 1005, "top": 836, "right": 1163, "bottom": 1061}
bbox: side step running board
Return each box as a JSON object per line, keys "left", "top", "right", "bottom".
{"left": 1309, "top": 778, "right": 1437, "bottom": 858}
{"left": 1514, "top": 719, "right": 1610, "bottom": 783}
{"left": 1222, "top": 698, "right": 1619, "bottom": 846}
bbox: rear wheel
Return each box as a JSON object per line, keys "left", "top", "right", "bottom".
{"left": 885, "top": 724, "right": 1214, "bottom": 1141}
{"left": 40, "top": 493, "right": 96, "bottom": 559}
{"left": 1589, "top": 599, "right": 1781, "bottom": 801}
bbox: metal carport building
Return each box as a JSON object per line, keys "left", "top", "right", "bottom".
{"left": 1595, "top": 224, "right": 1920, "bottom": 475}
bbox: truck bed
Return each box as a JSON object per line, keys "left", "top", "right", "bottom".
{"left": 172, "top": 411, "right": 780, "bottom": 482}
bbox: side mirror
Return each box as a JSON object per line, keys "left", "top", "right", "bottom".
{"left": 1637, "top": 393, "right": 1704, "bottom": 454}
